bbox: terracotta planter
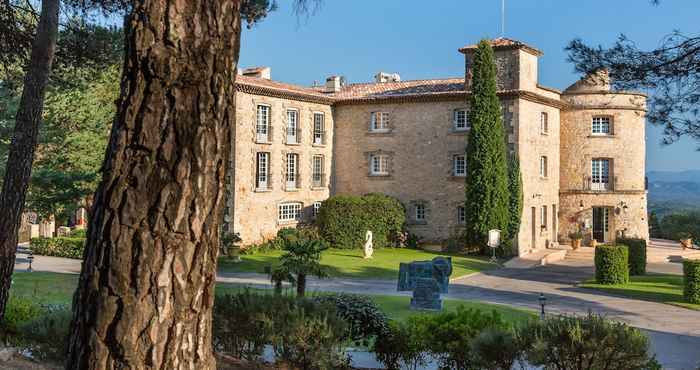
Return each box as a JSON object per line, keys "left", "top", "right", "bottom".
{"left": 681, "top": 238, "right": 693, "bottom": 250}
{"left": 571, "top": 239, "right": 582, "bottom": 250}
{"left": 590, "top": 239, "right": 598, "bottom": 248}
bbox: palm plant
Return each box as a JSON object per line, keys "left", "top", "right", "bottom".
{"left": 276, "top": 233, "right": 328, "bottom": 297}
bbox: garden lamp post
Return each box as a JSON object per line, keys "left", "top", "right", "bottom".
{"left": 27, "top": 251, "right": 34, "bottom": 272}
{"left": 539, "top": 292, "right": 546, "bottom": 319}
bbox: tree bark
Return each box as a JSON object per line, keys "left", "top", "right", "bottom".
{"left": 297, "top": 273, "right": 306, "bottom": 297}
{"left": 0, "top": 0, "right": 59, "bottom": 322}
{"left": 65, "top": 1, "right": 241, "bottom": 369}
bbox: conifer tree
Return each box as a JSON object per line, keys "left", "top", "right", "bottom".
{"left": 506, "top": 153, "right": 523, "bottom": 254}
{"left": 464, "top": 40, "right": 510, "bottom": 250}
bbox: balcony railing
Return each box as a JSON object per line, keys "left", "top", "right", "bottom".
{"left": 582, "top": 175, "right": 618, "bottom": 191}
{"left": 286, "top": 128, "right": 301, "bottom": 144}
{"left": 286, "top": 173, "right": 300, "bottom": 190}
{"left": 311, "top": 173, "right": 326, "bottom": 188}
{"left": 256, "top": 124, "right": 272, "bottom": 143}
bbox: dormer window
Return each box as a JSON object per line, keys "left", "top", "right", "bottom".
{"left": 370, "top": 112, "right": 391, "bottom": 132}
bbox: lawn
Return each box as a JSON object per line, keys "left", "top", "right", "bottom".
{"left": 218, "top": 247, "right": 496, "bottom": 280}
{"left": 580, "top": 273, "right": 700, "bottom": 311}
{"left": 9, "top": 272, "right": 532, "bottom": 324}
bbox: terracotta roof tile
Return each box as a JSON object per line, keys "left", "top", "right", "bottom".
{"left": 329, "top": 78, "right": 465, "bottom": 100}
{"left": 235, "top": 75, "right": 330, "bottom": 99}
{"left": 459, "top": 37, "right": 543, "bottom": 56}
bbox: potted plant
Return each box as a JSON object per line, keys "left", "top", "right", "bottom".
{"left": 680, "top": 232, "right": 694, "bottom": 250}
{"left": 221, "top": 232, "right": 242, "bottom": 262}
{"left": 568, "top": 231, "right": 584, "bottom": 250}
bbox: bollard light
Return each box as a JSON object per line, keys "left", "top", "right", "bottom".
{"left": 27, "top": 252, "right": 34, "bottom": 272}
{"left": 539, "top": 292, "right": 547, "bottom": 319}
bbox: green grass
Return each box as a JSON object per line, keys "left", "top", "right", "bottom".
{"left": 8, "top": 272, "right": 532, "bottom": 324}
{"left": 580, "top": 273, "right": 700, "bottom": 311}
{"left": 218, "top": 248, "right": 496, "bottom": 280}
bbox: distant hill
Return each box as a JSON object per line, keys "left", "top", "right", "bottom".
{"left": 647, "top": 170, "right": 700, "bottom": 216}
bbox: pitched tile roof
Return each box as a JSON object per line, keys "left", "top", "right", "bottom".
{"left": 327, "top": 78, "right": 466, "bottom": 100}
{"left": 459, "top": 37, "right": 543, "bottom": 56}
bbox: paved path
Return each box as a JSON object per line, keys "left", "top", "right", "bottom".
{"left": 13, "top": 244, "right": 700, "bottom": 369}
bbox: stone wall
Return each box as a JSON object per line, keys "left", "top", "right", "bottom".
{"left": 229, "top": 91, "right": 334, "bottom": 245}
{"left": 559, "top": 91, "right": 649, "bottom": 243}
{"left": 333, "top": 99, "right": 470, "bottom": 243}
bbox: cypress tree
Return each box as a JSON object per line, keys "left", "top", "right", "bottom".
{"left": 506, "top": 153, "right": 523, "bottom": 254}
{"left": 464, "top": 40, "right": 510, "bottom": 250}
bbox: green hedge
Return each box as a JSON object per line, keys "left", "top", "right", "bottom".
{"left": 617, "top": 238, "right": 647, "bottom": 276}
{"left": 683, "top": 259, "right": 700, "bottom": 304}
{"left": 316, "top": 193, "right": 405, "bottom": 249}
{"left": 30, "top": 237, "right": 85, "bottom": 259}
{"left": 594, "top": 245, "right": 629, "bottom": 285}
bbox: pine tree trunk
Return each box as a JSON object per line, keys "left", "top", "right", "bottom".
{"left": 297, "top": 273, "right": 307, "bottom": 297}
{"left": 0, "top": 0, "right": 59, "bottom": 322}
{"left": 65, "top": 1, "right": 241, "bottom": 369}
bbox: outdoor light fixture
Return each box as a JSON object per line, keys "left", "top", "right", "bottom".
{"left": 27, "top": 252, "right": 34, "bottom": 272}
{"left": 579, "top": 200, "right": 584, "bottom": 211}
{"left": 539, "top": 292, "right": 547, "bottom": 319}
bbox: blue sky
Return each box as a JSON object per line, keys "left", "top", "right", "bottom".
{"left": 239, "top": 0, "right": 700, "bottom": 172}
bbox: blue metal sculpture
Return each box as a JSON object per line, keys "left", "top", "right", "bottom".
{"left": 397, "top": 256, "right": 453, "bottom": 310}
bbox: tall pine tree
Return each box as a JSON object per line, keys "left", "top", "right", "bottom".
{"left": 464, "top": 40, "right": 510, "bottom": 250}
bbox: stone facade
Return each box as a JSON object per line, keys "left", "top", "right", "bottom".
{"left": 227, "top": 38, "right": 649, "bottom": 255}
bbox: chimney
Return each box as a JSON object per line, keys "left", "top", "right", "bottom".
{"left": 241, "top": 66, "right": 271, "bottom": 80}
{"left": 374, "top": 72, "right": 401, "bottom": 83}
{"left": 325, "top": 76, "right": 342, "bottom": 93}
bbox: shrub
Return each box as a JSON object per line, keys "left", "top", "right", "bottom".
{"left": 595, "top": 245, "right": 629, "bottom": 284}
{"left": 316, "top": 193, "right": 405, "bottom": 249}
{"left": 412, "top": 306, "right": 512, "bottom": 370}
{"left": 617, "top": 237, "right": 647, "bottom": 275}
{"left": 19, "top": 305, "right": 72, "bottom": 361}
{"left": 30, "top": 237, "right": 85, "bottom": 259}
{"left": 312, "top": 293, "right": 389, "bottom": 345}
{"left": 522, "top": 312, "right": 661, "bottom": 370}
{"left": 70, "top": 228, "right": 87, "bottom": 238}
{"left": 212, "top": 291, "right": 275, "bottom": 360}
{"left": 272, "top": 306, "right": 349, "bottom": 370}
{"left": 683, "top": 259, "right": 700, "bottom": 304}
{"left": 2, "top": 296, "right": 43, "bottom": 334}
{"left": 470, "top": 327, "right": 521, "bottom": 370}
{"left": 373, "top": 320, "right": 427, "bottom": 370}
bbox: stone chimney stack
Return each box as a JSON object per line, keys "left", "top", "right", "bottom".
{"left": 375, "top": 72, "right": 401, "bottom": 83}
{"left": 241, "top": 66, "right": 271, "bottom": 80}
{"left": 325, "top": 76, "right": 342, "bottom": 93}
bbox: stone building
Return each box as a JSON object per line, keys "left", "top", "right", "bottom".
{"left": 226, "top": 38, "right": 648, "bottom": 256}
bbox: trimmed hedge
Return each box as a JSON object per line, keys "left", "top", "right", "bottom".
{"left": 683, "top": 259, "right": 700, "bottom": 304}
{"left": 617, "top": 238, "right": 647, "bottom": 276}
{"left": 30, "top": 237, "right": 85, "bottom": 259}
{"left": 595, "top": 245, "right": 629, "bottom": 285}
{"left": 316, "top": 193, "right": 405, "bottom": 249}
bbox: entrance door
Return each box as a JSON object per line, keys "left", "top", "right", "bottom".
{"left": 592, "top": 207, "right": 609, "bottom": 243}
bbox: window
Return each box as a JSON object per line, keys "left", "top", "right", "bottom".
{"left": 540, "top": 156, "right": 548, "bottom": 178}
{"left": 312, "top": 202, "right": 322, "bottom": 217}
{"left": 370, "top": 112, "right": 391, "bottom": 132}
{"left": 592, "top": 116, "right": 611, "bottom": 135}
{"left": 286, "top": 109, "right": 298, "bottom": 144}
{"left": 286, "top": 153, "right": 299, "bottom": 190}
{"left": 255, "top": 152, "right": 269, "bottom": 190}
{"left": 592, "top": 158, "right": 611, "bottom": 191}
{"left": 457, "top": 206, "right": 466, "bottom": 224}
{"left": 540, "top": 206, "right": 548, "bottom": 230}
{"left": 415, "top": 204, "right": 426, "bottom": 221}
{"left": 313, "top": 113, "right": 325, "bottom": 145}
{"left": 278, "top": 202, "right": 302, "bottom": 222}
{"left": 454, "top": 109, "right": 469, "bottom": 131}
{"left": 256, "top": 105, "right": 270, "bottom": 142}
{"left": 370, "top": 154, "right": 389, "bottom": 176}
{"left": 312, "top": 155, "right": 324, "bottom": 187}
{"left": 453, "top": 154, "right": 466, "bottom": 177}
{"left": 540, "top": 112, "right": 549, "bottom": 134}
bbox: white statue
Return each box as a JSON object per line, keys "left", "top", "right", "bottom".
{"left": 363, "top": 230, "right": 374, "bottom": 259}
